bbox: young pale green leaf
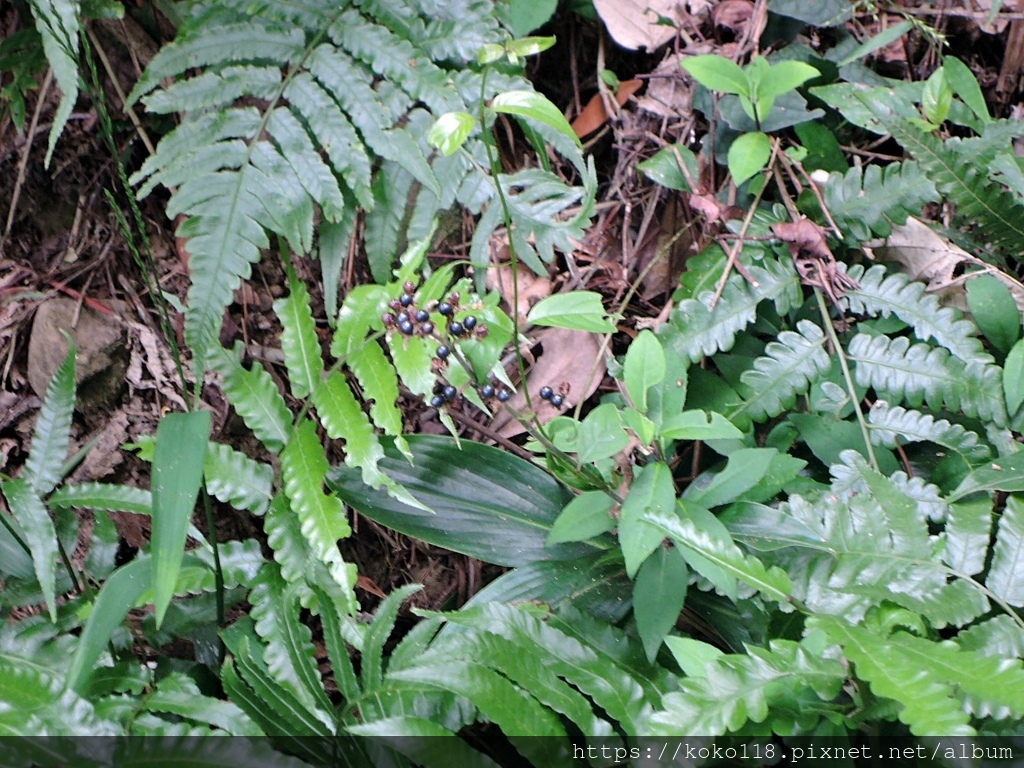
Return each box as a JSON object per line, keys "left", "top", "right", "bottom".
{"left": 727, "top": 131, "right": 771, "bottom": 186}
{"left": 547, "top": 491, "right": 616, "bottom": 545}
{"left": 757, "top": 60, "right": 819, "bottom": 100}
{"left": 664, "top": 636, "right": 724, "bottom": 678}
{"left": 490, "top": 90, "right": 580, "bottom": 146}
{"left": 659, "top": 410, "right": 743, "bottom": 441}
{"left": 633, "top": 546, "right": 688, "bottom": 663}
{"left": 151, "top": 410, "right": 210, "bottom": 628}
{"left": 966, "top": 273, "right": 1020, "bottom": 355}
{"left": 24, "top": 340, "right": 76, "bottom": 496}
{"left": 681, "top": 54, "right": 748, "bottom": 96}
{"left": 275, "top": 270, "right": 325, "bottom": 399}
{"left": 577, "top": 404, "right": 631, "bottom": 464}
{"left": 636, "top": 144, "right": 700, "bottom": 191}
{"left": 921, "top": 67, "right": 953, "bottom": 126}
{"left": 428, "top": 111, "right": 475, "bottom": 156}
{"left": 619, "top": 462, "right": 677, "bottom": 578}
{"left": 642, "top": 503, "right": 791, "bottom": 603}
{"left": 988, "top": 494, "right": 1024, "bottom": 607}
{"left": 1006, "top": 338, "right": 1024, "bottom": 415}
{"left": 944, "top": 56, "right": 990, "bottom": 124}
{"left": 211, "top": 348, "right": 292, "bottom": 453}
{"left": 527, "top": 291, "right": 615, "bottom": 333}
{"left": 3, "top": 479, "right": 58, "bottom": 621}
{"left": 624, "top": 330, "right": 665, "bottom": 413}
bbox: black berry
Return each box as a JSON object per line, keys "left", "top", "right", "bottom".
{"left": 403, "top": 280, "right": 416, "bottom": 295}
{"left": 449, "top": 321, "right": 464, "bottom": 336}
{"left": 550, "top": 394, "right": 564, "bottom": 407}
{"left": 497, "top": 389, "right": 511, "bottom": 402}
{"left": 463, "top": 315, "right": 477, "bottom": 330}
{"left": 396, "top": 312, "right": 410, "bottom": 324}
{"left": 438, "top": 302, "right": 454, "bottom": 317}
{"left": 415, "top": 309, "right": 430, "bottom": 322}
{"left": 436, "top": 344, "right": 450, "bottom": 359}
{"left": 421, "top": 321, "right": 435, "bottom": 335}
{"left": 539, "top": 386, "right": 553, "bottom": 400}
{"left": 480, "top": 383, "right": 495, "bottom": 399}
{"left": 430, "top": 394, "right": 445, "bottom": 408}
{"left": 399, "top": 294, "right": 413, "bottom": 307}
{"left": 443, "top": 385, "right": 457, "bottom": 401}
{"left": 398, "top": 320, "right": 414, "bottom": 335}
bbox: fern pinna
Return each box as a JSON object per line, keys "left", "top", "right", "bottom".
{"left": 128, "top": 0, "right": 593, "bottom": 375}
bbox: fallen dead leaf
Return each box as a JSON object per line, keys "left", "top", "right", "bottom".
{"left": 637, "top": 51, "right": 694, "bottom": 119}
{"left": 486, "top": 263, "right": 552, "bottom": 325}
{"left": 490, "top": 327, "right": 606, "bottom": 438}
{"left": 712, "top": 0, "right": 754, "bottom": 34}
{"left": 594, "top": 0, "right": 684, "bottom": 51}
{"left": 571, "top": 79, "right": 644, "bottom": 138}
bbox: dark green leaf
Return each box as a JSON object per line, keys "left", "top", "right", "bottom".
{"left": 966, "top": 274, "right": 1020, "bottom": 355}
{"left": 633, "top": 546, "right": 688, "bottom": 662}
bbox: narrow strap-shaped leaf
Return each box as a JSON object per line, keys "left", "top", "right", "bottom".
{"left": 275, "top": 269, "right": 325, "bottom": 400}
{"left": 3, "top": 479, "right": 58, "bottom": 622}
{"left": 204, "top": 442, "right": 273, "bottom": 515}
{"left": 347, "top": 716, "right": 499, "bottom": 768}
{"left": 49, "top": 483, "right": 152, "bottom": 514}
{"left": 151, "top": 411, "right": 211, "bottom": 628}
{"left": 362, "top": 584, "right": 423, "bottom": 694}
{"left": 210, "top": 347, "right": 292, "bottom": 453}
{"left": 281, "top": 419, "right": 357, "bottom": 615}
{"left": 24, "top": 341, "right": 76, "bottom": 496}
{"left": 310, "top": 585, "right": 361, "bottom": 703}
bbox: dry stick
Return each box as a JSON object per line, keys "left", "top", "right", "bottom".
{"left": 3, "top": 69, "right": 52, "bottom": 246}
{"left": 86, "top": 24, "right": 157, "bottom": 156}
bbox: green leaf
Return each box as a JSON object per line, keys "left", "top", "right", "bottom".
{"left": 204, "top": 442, "right": 273, "bottom": 515}
{"left": 684, "top": 448, "right": 777, "bottom": 509}
{"left": 144, "top": 672, "right": 261, "bottom": 735}
{"left": 633, "top": 546, "right": 688, "bottom": 663}
{"left": 547, "top": 492, "right": 616, "bottom": 545}
{"left": 275, "top": 269, "right": 324, "bottom": 399}
{"left": 151, "top": 411, "right": 210, "bottom": 628}
{"left": 2, "top": 479, "right": 58, "bottom": 622}
{"left": 966, "top": 273, "right": 1020, "bottom": 355}
{"left": 950, "top": 451, "right": 1024, "bottom": 501}
{"left": 312, "top": 371, "right": 386, "bottom": 488}
{"left": 490, "top": 90, "right": 580, "bottom": 146}
{"left": 527, "top": 291, "right": 615, "bottom": 333}
{"left": 727, "top": 131, "right": 771, "bottom": 186}
{"left": 663, "top": 636, "right": 723, "bottom": 677}
{"left": 988, "top": 494, "right": 1024, "bottom": 607}
{"left": 836, "top": 20, "right": 913, "bottom": 66}
{"left": 428, "top": 111, "right": 475, "bottom": 156}
{"left": 495, "top": 0, "right": 558, "bottom": 37}
{"left": 637, "top": 144, "right": 700, "bottom": 191}
{"left": 28, "top": 0, "right": 81, "bottom": 166}
{"left": 641, "top": 503, "right": 791, "bottom": 603}
{"left": 1005, "top": 338, "right": 1024, "bottom": 415}
{"left": 348, "top": 717, "right": 499, "bottom": 767}
{"left": 624, "top": 330, "right": 665, "bottom": 413}
{"left": 681, "top": 54, "right": 748, "bottom": 96}
{"left": 210, "top": 347, "right": 292, "bottom": 453}
{"left": 619, "top": 462, "right": 677, "bottom": 578}
{"left": 758, "top": 60, "right": 819, "bottom": 99}
{"left": 49, "top": 483, "right": 152, "bottom": 514}
{"left": 944, "top": 56, "right": 990, "bottom": 124}
{"left": 24, "top": 338, "right": 76, "bottom": 495}
{"left": 659, "top": 410, "right": 743, "bottom": 441}
{"left": 328, "top": 435, "right": 589, "bottom": 566}
{"left": 577, "top": 404, "right": 630, "bottom": 464}
{"left": 922, "top": 67, "right": 952, "bottom": 126}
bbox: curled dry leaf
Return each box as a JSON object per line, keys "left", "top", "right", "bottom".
{"left": 872, "top": 217, "right": 1024, "bottom": 312}
{"left": 593, "top": 0, "right": 685, "bottom": 51}
{"left": 571, "top": 79, "right": 644, "bottom": 138}
{"left": 772, "top": 218, "right": 859, "bottom": 304}
{"left": 490, "top": 327, "right": 606, "bottom": 439}
{"left": 486, "top": 262, "right": 552, "bottom": 325}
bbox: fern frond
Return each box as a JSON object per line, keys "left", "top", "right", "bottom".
{"left": 822, "top": 161, "right": 938, "bottom": 240}
{"left": 203, "top": 442, "right": 273, "bottom": 515}
{"left": 27, "top": 0, "right": 81, "bottom": 165}
{"left": 49, "top": 482, "right": 151, "bottom": 514}
{"left": 845, "top": 264, "right": 992, "bottom": 365}
{"left": 263, "top": 494, "right": 311, "bottom": 587}
{"left": 275, "top": 270, "right": 324, "bottom": 400}
{"left": 24, "top": 342, "right": 75, "bottom": 496}
{"left": 667, "top": 257, "right": 803, "bottom": 363}
{"left": 944, "top": 498, "right": 991, "bottom": 576}
{"left": 143, "top": 672, "right": 262, "bottom": 736}
{"left": 988, "top": 494, "right": 1024, "bottom": 607}
{"left": 867, "top": 402, "right": 991, "bottom": 464}
{"left": 2, "top": 480, "right": 58, "bottom": 621}
{"left": 734, "top": 320, "right": 830, "bottom": 422}
{"left": 646, "top": 638, "right": 845, "bottom": 737}
{"left": 210, "top": 346, "right": 292, "bottom": 453}
{"left": 848, "top": 333, "right": 1007, "bottom": 426}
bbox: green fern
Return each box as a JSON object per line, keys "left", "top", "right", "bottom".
{"left": 988, "top": 494, "right": 1024, "bottom": 607}
{"left": 822, "top": 161, "right": 938, "bottom": 240}
{"left": 27, "top": 0, "right": 82, "bottom": 165}
{"left": 867, "top": 402, "right": 991, "bottom": 464}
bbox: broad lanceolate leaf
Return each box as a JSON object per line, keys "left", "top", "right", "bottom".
{"left": 967, "top": 273, "right": 1021, "bottom": 355}
{"left": 24, "top": 341, "right": 76, "bottom": 496}
{"left": 151, "top": 411, "right": 211, "bottom": 628}
{"left": 619, "top": 462, "right": 677, "bottom": 578}
{"left": 490, "top": 90, "right": 580, "bottom": 146}
{"left": 527, "top": 291, "right": 615, "bottom": 333}
{"left": 328, "top": 435, "right": 590, "bottom": 566}
{"left": 281, "top": 419, "right": 357, "bottom": 616}
{"left": 681, "top": 55, "right": 748, "bottom": 96}
{"left": 727, "top": 131, "right": 771, "bottom": 186}
{"left": 623, "top": 330, "right": 665, "bottom": 414}
{"left": 633, "top": 547, "right": 688, "bottom": 663}
{"left": 275, "top": 269, "right": 325, "bottom": 399}
{"left": 2, "top": 479, "right": 58, "bottom": 622}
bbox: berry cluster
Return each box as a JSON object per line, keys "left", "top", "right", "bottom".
{"left": 538, "top": 384, "right": 566, "bottom": 408}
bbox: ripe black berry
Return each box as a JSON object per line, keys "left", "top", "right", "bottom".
{"left": 403, "top": 280, "right": 416, "bottom": 295}
{"left": 480, "top": 383, "right": 495, "bottom": 399}
{"left": 463, "top": 315, "right": 477, "bottom": 330}
{"left": 550, "top": 394, "right": 564, "bottom": 407}
{"left": 415, "top": 309, "right": 430, "bottom": 323}
{"left": 421, "top": 321, "right": 435, "bottom": 335}
{"left": 443, "top": 385, "right": 457, "bottom": 401}
{"left": 449, "top": 321, "right": 464, "bottom": 336}
{"left": 398, "top": 320, "right": 414, "bottom": 335}
{"left": 399, "top": 294, "right": 413, "bottom": 307}
{"left": 438, "top": 302, "right": 454, "bottom": 317}
{"left": 539, "top": 386, "right": 553, "bottom": 400}
{"left": 382, "top": 313, "right": 397, "bottom": 326}
{"left": 496, "top": 389, "right": 511, "bottom": 402}
{"left": 430, "top": 394, "right": 445, "bottom": 408}
{"left": 396, "top": 312, "right": 410, "bottom": 324}
{"left": 436, "top": 344, "right": 450, "bottom": 359}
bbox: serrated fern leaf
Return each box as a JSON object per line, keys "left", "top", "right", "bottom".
{"left": 49, "top": 483, "right": 152, "bottom": 514}
{"left": 28, "top": 0, "right": 80, "bottom": 166}
{"left": 361, "top": 584, "right": 423, "bottom": 694}
{"left": 845, "top": 264, "right": 992, "bottom": 365}
{"left": 822, "top": 161, "right": 938, "bottom": 240}
{"left": 2, "top": 480, "right": 58, "bottom": 621}
{"left": 312, "top": 372, "right": 386, "bottom": 487}
{"left": 346, "top": 344, "right": 404, "bottom": 437}
{"left": 849, "top": 333, "right": 1007, "bottom": 426}
{"left": 264, "top": 494, "right": 311, "bottom": 586}
{"left": 144, "top": 672, "right": 262, "bottom": 736}
{"left": 204, "top": 442, "right": 273, "bottom": 515}
{"left": 944, "top": 498, "right": 992, "bottom": 576}
{"left": 867, "top": 402, "right": 991, "bottom": 463}
{"left": 24, "top": 342, "right": 75, "bottom": 496}
{"left": 249, "top": 564, "right": 335, "bottom": 727}
{"left": 275, "top": 271, "right": 324, "bottom": 400}
{"left": 210, "top": 347, "right": 292, "bottom": 453}
{"left": 734, "top": 320, "right": 830, "bottom": 421}
{"left": 667, "top": 257, "right": 802, "bottom": 363}
{"left": 646, "top": 639, "right": 844, "bottom": 736}
{"left": 988, "top": 495, "right": 1024, "bottom": 607}
{"left": 281, "top": 419, "right": 357, "bottom": 615}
